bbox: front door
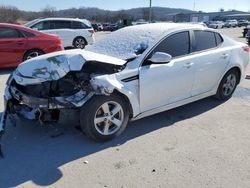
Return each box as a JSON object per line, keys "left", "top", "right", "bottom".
{"left": 139, "top": 31, "right": 195, "bottom": 112}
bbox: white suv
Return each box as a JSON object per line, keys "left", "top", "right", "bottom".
{"left": 24, "top": 18, "right": 95, "bottom": 49}
{"left": 224, "top": 20, "right": 238, "bottom": 28}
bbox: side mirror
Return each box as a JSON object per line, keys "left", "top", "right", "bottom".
{"left": 148, "top": 52, "right": 172, "bottom": 64}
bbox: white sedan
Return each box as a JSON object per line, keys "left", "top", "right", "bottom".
{"left": 208, "top": 21, "right": 224, "bottom": 29}
{"left": 1, "top": 23, "right": 249, "bottom": 142}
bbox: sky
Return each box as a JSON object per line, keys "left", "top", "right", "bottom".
{"left": 0, "top": 0, "right": 249, "bottom": 12}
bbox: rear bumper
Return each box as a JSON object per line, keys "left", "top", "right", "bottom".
{"left": 46, "top": 44, "right": 64, "bottom": 53}
{"left": 86, "top": 35, "right": 95, "bottom": 45}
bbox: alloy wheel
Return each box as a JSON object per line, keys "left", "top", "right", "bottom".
{"left": 222, "top": 73, "right": 237, "bottom": 96}
{"left": 94, "top": 101, "right": 124, "bottom": 136}
{"left": 26, "top": 51, "right": 40, "bottom": 60}
{"left": 74, "top": 38, "right": 86, "bottom": 49}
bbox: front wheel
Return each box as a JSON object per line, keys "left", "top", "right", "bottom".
{"left": 215, "top": 69, "right": 239, "bottom": 100}
{"left": 80, "top": 94, "right": 129, "bottom": 141}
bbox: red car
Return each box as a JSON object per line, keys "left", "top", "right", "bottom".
{"left": 0, "top": 23, "right": 64, "bottom": 68}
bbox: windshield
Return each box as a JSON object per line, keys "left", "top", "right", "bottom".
{"left": 87, "top": 24, "right": 167, "bottom": 60}
{"left": 24, "top": 19, "right": 40, "bottom": 27}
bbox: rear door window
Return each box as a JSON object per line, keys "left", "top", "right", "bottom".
{"left": 20, "top": 30, "right": 36, "bottom": 37}
{"left": 0, "top": 27, "right": 21, "bottom": 38}
{"left": 50, "top": 21, "right": 71, "bottom": 29}
{"left": 193, "top": 31, "right": 217, "bottom": 52}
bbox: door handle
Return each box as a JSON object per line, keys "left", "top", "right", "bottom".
{"left": 221, "top": 53, "right": 229, "bottom": 59}
{"left": 16, "top": 41, "right": 24, "bottom": 45}
{"left": 183, "top": 62, "right": 194, "bottom": 68}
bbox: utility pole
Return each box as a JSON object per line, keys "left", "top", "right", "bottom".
{"left": 193, "top": 0, "right": 196, "bottom": 11}
{"left": 149, "top": 0, "right": 152, "bottom": 22}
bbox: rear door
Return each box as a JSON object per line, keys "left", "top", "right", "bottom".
{"left": 0, "top": 27, "right": 27, "bottom": 67}
{"left": 49, "top": 21, "right": 72, "bottom": 47}
{"left": 190, "top": 30, "right": 230, "bottom": 96}
{"left": 31, "top": 20, "right": 71, "bottom": 47}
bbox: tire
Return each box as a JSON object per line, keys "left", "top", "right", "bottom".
{"left": 215, "top": 69, "right": 239, "bottom": 100}
{"left": 73, "top": 37, "right": 86, "bottom": 49}
{"left": 80, "top": 94, "right": 130, "bottom": 142}
{"left": 23, "top": 49, "right": 44, "bottom": 61}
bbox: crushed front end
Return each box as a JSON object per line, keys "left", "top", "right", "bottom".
{"left": 0, "top": 50, "right": 126, "bottom": 158}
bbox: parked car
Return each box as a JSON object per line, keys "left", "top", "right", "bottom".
{"left": 224, "top": 20, "right": 238, "bottom": 28}
{"left": 92, "top": 23, "right": 103, "bottom": 32}
{"left": 243, "top": 25, "right": 250, "bottom": 37}
{"left": 246, "top": 29, "right": 250, "bottom": 45}
{"left": 0, "top": 23, "right": 63, "bottom": 68}
{"left": 24, "top": 18, "right": 95, "bottom": 49}
{"left": 1, "top": 23, "right": 249, "bottom": 143}
{"left": 102, "top": 23, "right": 111, "bottom": 31}
{"left": 110, "top": 24, "right": 118, "bottom": 32}
{"left": 208, "top": 21, "right": 224, "bottom": 29}
{"left": 238, "top": 20, "right": 249, "bottom": 27}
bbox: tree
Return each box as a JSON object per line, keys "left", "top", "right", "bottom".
{"left": 41, "top": 5, "right": 56, "bottom": 17}
{"left": 219, "top": 8, "right": 225, "bottom": 12}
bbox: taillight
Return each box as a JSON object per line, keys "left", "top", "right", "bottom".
{"left": 87, "top": 29, "right": 95, "bottom": 34}
{"left": 242, "top": 46, "right": 250, "bottom": 52}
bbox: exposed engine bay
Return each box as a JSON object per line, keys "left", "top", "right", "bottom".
{"left": 8, "top": 60, "right": 125, "bottom": 121}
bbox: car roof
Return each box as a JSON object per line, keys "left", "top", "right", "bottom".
{"left": 125, "top": 23, "right": 206, "bottom": 33}
{"left": 0, "top": 23, "right": 54, "bottom": 36}
{"left": 39, "top": 17, "right": 86, "bottom": 21}
{"left": 0, "top": 23, "right": 36, "bottom": 31}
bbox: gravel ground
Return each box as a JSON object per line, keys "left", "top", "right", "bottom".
{"left": 0, "top": 27, "right": 250, "bottom": 188}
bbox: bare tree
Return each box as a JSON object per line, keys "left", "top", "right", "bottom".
{"left": 0, "top": 5, "right": 20, "bottom": 23}
{"left": 219, "top": 8, "right": 225, "bottom": 12}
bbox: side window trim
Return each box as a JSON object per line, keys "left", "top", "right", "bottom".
{"left": 141, "top": 30, "right": 192, "bottom": 66}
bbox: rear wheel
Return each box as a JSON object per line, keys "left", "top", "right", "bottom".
{"left": 23, "top": 49, "right": 44, "bottom": 61}
{"left": 215, "top": 69, "right": 239, "bottom": 100}
{"left": 80, "top": 94, "right": 129, "bottom": 141}
{"left": 73, "top": 37, "right": 86, "bottom": 49}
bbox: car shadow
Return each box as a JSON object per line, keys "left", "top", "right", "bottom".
{"left": 0, "top": 97, "right": 224, "bottom": 187}
{"left": 0, "top": 68, "right": 15, "bottom": 76}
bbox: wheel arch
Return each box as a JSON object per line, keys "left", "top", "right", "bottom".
{"left": 229, "top": 66, "right": 241, "bottom": 84}
{"left": 23, "top": 48, "right": 45, "bottom": 61}
{"left": 113, "top": 89, "right": 134, "bottom": 118}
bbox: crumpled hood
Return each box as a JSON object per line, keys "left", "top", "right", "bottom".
{"left": 14, "top": 49, "right": 126, "bottom": 85}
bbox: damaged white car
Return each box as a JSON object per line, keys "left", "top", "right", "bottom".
{"left": 0, "top": 23, "right": 249, "bottom": 151}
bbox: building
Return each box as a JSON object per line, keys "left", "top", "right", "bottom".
{"left": 189, "top": 10, "right": 250, "bottom": 22}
